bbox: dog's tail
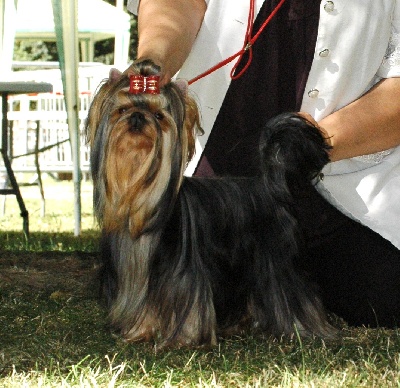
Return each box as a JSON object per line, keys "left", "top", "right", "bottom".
{"left": 259, "top": 112, "right": 331, "bottom": 196}
{"left": 257, "top": 112, "right": 335, "bottom": 337}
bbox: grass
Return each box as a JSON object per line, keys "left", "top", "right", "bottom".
{"left": 1, "top": 176, "right": 400, "bottom": 386}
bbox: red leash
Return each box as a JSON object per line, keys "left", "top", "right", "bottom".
{"left": 188, "top": 0, "right": 287, "bottom": 85}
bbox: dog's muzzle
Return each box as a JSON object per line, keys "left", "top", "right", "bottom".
{"left": 129, "top": 112, "right": 146, "bottom": 131}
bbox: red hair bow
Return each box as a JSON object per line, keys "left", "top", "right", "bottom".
{"left": 129, "top": 75, "right": 160, "bottom": 94}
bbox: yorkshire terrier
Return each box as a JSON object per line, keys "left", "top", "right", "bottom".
{"left": 85, "top": 61, "right": 335, "bottom": 348}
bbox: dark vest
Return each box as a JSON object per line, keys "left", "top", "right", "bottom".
{"left": 194, "top": 0, "right": 321, "bottom": 177}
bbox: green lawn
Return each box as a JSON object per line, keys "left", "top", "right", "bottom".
{"left": 1, "top": 176, "right": 400, "bottom": 387}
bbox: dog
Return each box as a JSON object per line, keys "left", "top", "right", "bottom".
{"left": 85, "top": 61, "right": 335, "bottom": 348}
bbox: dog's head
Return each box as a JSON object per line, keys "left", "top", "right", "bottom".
{"left": 85, "top": 61, "right": 202, "bottom": 237}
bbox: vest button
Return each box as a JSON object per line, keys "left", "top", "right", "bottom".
{"left": 324, "top": 1, "right": 335, "bottom": 12}
{"left": 319, "top": 48, "right": 330, "bottom": 57}
{"left": 308, "top": 89, "right": 320, "bottom": 99}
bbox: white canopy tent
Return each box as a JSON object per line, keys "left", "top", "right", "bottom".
{"left": 15, "top": 0, "right": 130, "bottom": 65}
{"left": 0, "top": 0, "right": 131, "bottom": 235}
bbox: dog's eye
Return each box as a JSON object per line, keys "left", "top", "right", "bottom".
{"left": 118, "top": 107, "right": 128, "bottom": 115}
{"left": 154, "top": 112, "right": 164, "bottom": 121}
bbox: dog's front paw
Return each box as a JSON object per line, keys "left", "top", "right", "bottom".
{"left": 121, "top": 316, "right": 159, "bottom": 344}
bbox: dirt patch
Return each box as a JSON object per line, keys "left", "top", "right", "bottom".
{"left": 0, "top": 251, "right": 101, "bottom": 298}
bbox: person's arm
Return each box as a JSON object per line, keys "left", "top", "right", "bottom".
{"left": 303, "top": 77, "right": 400, "bottom": 162}
{"left": 133, "top": 0, "right": 207, "bottom": 85}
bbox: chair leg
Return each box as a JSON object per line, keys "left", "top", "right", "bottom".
{"left": 33, "top": 122, "right": 45, "bottom": 217}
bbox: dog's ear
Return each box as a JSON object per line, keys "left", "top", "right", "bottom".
{"left": 108, "top": 68, "right": 123, "bottom": 84}
{"left": 183, "top": 95, "right": 203, "bottom": 163}
{"left": 174, "top": 79, "right": 189, "bottom": 96}
{"left": 85, "top": 74, "right": 117, "bottom": 146}
{"left": 171, "top": 79, "right": 203, "bottom": 163}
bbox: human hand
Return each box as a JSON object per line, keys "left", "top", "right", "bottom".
{"left": 124, "top": 59, "right": 171, "bottom": 86}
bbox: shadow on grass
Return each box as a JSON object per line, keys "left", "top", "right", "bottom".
{"left": 1, "top": 230, "right": 400, "bottom": 386}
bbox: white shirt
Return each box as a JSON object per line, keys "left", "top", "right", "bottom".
{"left": 128, "top": 0, "right": 400, "bottom": 249}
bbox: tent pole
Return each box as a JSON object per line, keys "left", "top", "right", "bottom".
{"left": 0, "top": 0, "right": 18, "bottom": 77}
{"left": 52, "top": 0, "right": 81, "bottom": 236}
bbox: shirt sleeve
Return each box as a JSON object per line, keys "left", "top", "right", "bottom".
{"left": 377, "top": 1, "right": 400, "bottom": 78}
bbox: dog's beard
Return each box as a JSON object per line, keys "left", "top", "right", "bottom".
{"left": 88, "top": 78, "right": 200, "bottom": 238}
{"left": 104, "top": 108, "right": 175, "bottom": 237}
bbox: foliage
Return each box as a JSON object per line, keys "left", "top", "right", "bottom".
{"left": 13, "top": 41, "right": 54, "bottom": 62}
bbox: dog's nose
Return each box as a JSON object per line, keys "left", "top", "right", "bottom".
{"left": 129, "top": 112, "right": 146, "bottom": 130}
